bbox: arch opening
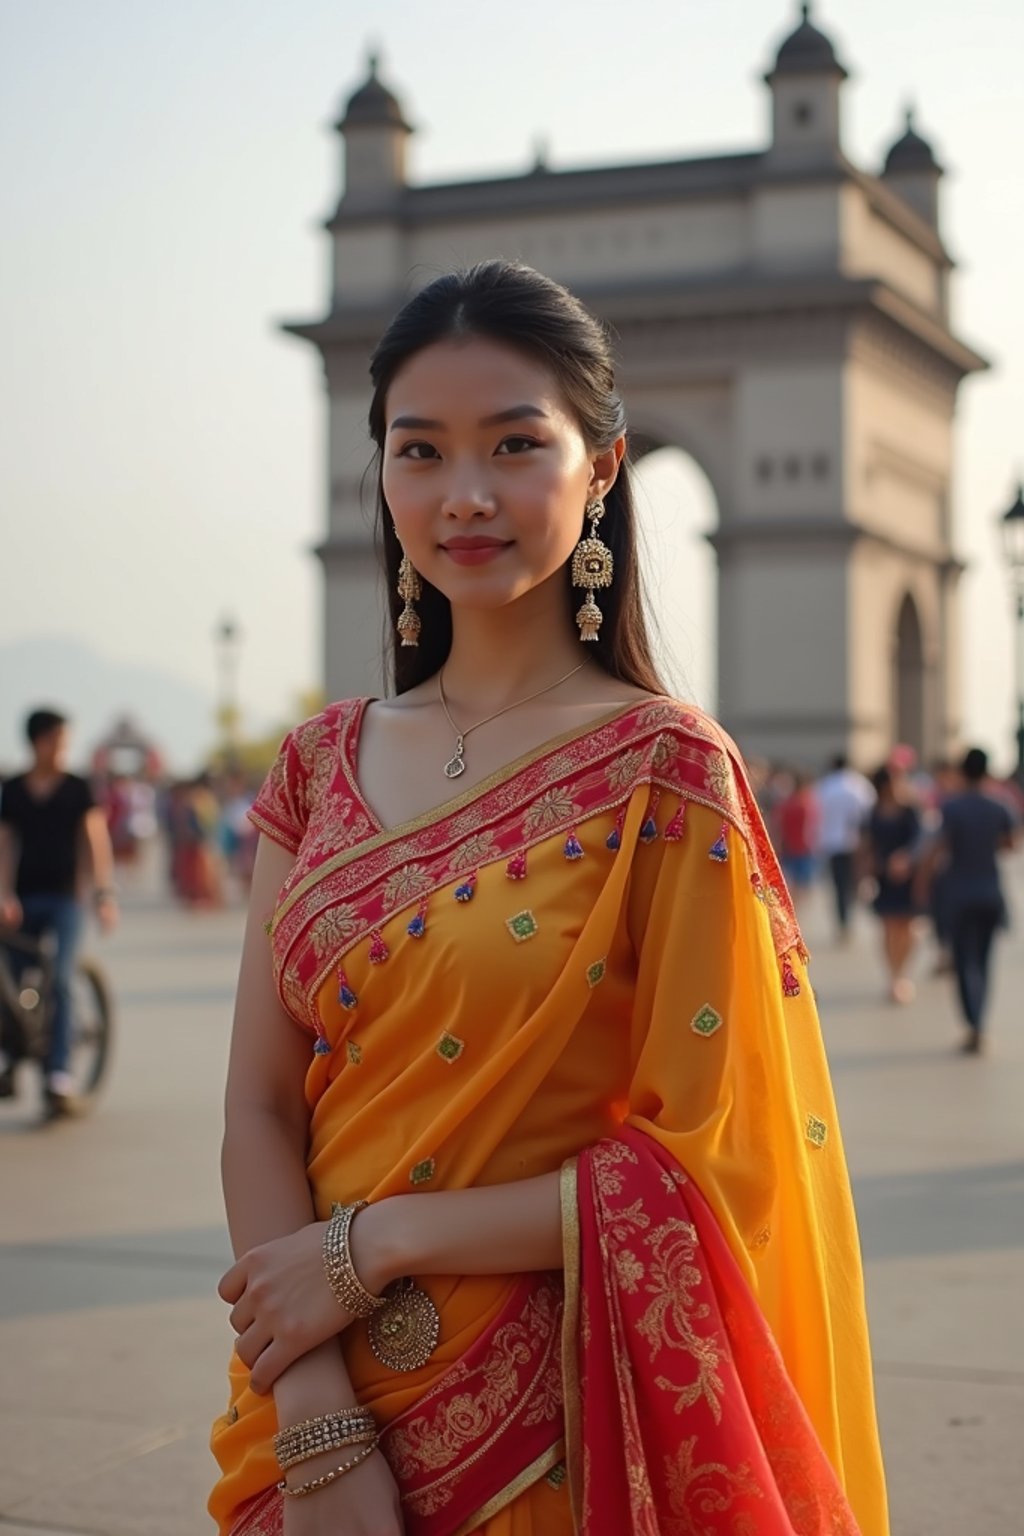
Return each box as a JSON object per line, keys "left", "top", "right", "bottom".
{"left": 629, "top": 443, "right": 718, "bottom": 713}
{"left": 893, "top": 592, "right": 925, "bottom": 756}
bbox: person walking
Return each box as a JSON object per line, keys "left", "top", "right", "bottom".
{"left": 930, "top": 748, "right": 1017, "bottom": 1052}
{"left": 777, "top": 770, "right": 820, "bottom": 911}
{"left": 208, "top": 262, "right": 888, "bottom": 1536}
{"left": 863, "top": 765, "right": 921, "bottom": 1004}
{"left": 0, "top": 708, "right": 118, "bottom": 1117}
{"left": 815, "top": 755, "right": 875, "bottom": 941}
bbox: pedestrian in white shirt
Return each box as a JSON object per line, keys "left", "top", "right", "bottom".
{"left": 815, "top": 755, "right": 876, "bottom": 941}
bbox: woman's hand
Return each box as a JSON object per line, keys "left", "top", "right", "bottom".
{"left": 886, "top": 849, "right": 913, "bottom": 881}
{"left": 218, "top": 1222, "right": 350, "bottom": 1395}
{"left": 282, "top": 1447, "right": 404, "bottom": 1536}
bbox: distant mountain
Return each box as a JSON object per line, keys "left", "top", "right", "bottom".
{"left": 0, "top": 635, "right": 216, "bottom": 775}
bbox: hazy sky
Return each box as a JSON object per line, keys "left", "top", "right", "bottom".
{"left": 2, "top": 0, "right": 1022, "bottom": 769}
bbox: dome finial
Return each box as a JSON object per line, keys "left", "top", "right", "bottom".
{"left": 336, "top": 50, "right": 413, "bottom": 135}
{"left": 768, "top": 3, "right": 847, "bottom": 81}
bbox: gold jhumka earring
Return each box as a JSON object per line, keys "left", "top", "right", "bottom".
{"left": 396, "top": 550, "right": 422, "bottom": 647}
{"left": 572, "top": 499, "right": 614, "bottom": 641}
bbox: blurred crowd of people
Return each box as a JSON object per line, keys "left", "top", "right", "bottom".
{"left": 751, "top": 746, "right": 1021, "bottom": 1050}
{"left": 95, "top": 768, "right": 259, "bottom": 908}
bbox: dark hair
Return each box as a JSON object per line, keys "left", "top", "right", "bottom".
{"left": 26, "top": 708, "right": 67, "bottom": 744}
{"left": 961, "top": 747, "right": 988, "bottom": 783}
{"left": 871, "top": 764, "right": 892, "bottom": 795}
{"left": 367, "top": 260, "right": 667, "bottom": 696}
{"left": 829, "top": 753, "right": 848, "bottom": 772}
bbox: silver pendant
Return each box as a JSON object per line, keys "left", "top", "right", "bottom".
{"left": 443, "top": 737, "right": 466, "bottom": 779}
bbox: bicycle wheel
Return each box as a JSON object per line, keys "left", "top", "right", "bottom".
{"left": 66, "top": 959, "right": 114, "bottom": 1101}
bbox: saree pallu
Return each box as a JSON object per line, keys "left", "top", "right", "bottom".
{"left": 210, "top": 696, "right": 889, "bottom": 1534}
{"left": 222, "top": 1130, "right": 860, "bottom": 1536}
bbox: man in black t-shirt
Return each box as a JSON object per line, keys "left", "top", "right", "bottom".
{"left": 0, "top": 708, "right": 118, "bottom": 1117}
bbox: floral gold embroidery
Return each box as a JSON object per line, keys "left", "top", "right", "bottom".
{"left": 613, "top": 1249, "right": 646, "bottom": 1294}
{"left": 384, "top": 1283, "right": 563, "bottom": 1511}
{"left": 586, "top": 958, "right": 607, "bottom": 988}
{"left": 382, "top": 862, "right": 432, "bottom": 908}
{"left": 703, "top": 749, "right": 732, "bottom": 804}
{"left": 664, "top": 1435, "right": 763, "bottom": 1525}
{"left": 650, "top": 733, "right": 680, "bottom": 772}
{"left": 449, "top": 832, "right": 497, "bottom": 870}
{"left": 410, "top": 1158, "right": 436, "bottom": 1185}
{"left": 309, "top": 903, "right": 359, "bottom": 958}
{"left": 436, "top": 1032, "right": 464, "bottom": 1063}
{"left": 347, "top": 1040, "right": 363, "bottom": 1065}
{"left": 606, "top": 748, "right": 643, "bottom": 790}
{"left": 523, "top": 787, "right": 582, "bottom": 835}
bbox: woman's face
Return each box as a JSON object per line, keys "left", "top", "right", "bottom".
{"left": 382, "top": 335, "right": 622, "bottom": 613}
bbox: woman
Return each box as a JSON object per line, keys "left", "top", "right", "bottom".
{"left": 863, "top": 765, "right": 921, "bottom": 1004}
{"left": 210, "top": 262, "right": 888, "bottom": 1535}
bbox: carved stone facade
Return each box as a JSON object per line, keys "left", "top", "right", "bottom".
{"left": 284, "top": 6, "right": 986, "bottom": 767}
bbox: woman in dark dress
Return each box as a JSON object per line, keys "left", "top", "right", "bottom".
{"left": 864, "top": 765, "right": 921, "bottom": 1003}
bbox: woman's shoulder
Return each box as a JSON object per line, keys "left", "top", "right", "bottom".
{"left": 621, "top": 695, "right": 747, "bottom": 775}
{"left": 280, "top": 698, "right": 365, "bottom": 757}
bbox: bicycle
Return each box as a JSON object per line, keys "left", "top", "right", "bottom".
{"left": 0, "top": 925, "right": 114, "bottom": 1110}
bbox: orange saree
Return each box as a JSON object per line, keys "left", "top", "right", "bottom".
{"left": 208, "top": 697, "right": 888, "bottom": 1535}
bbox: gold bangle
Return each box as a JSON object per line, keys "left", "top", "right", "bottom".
{"left": 277, "top": 1440, "right": 377, "bottom": 1497}
{"left": 323, "top": 1202, "right": 386, "bottom": 1319}
{"left": 274, "top": 1415, "right": 377, "bottom": 1471}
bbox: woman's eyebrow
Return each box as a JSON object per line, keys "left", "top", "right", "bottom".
{"left": 389, "top": 404, "right": 550, "bottom": 432}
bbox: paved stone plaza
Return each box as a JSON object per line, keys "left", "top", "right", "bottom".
{"left": 1, "top": 864, "right": 1021, "bottom": 1535}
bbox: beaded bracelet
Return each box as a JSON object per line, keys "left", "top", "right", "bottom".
{"left": 274, "top": 1415, "right": 377, "bottom": 1472}
{"left": 323, "top": 1202, "right": 386, "bottom": 1319}
{"left": 277, "top": 1440, "right": 377, "bottom": 1498}
{"left": 273, "top": 1407, "right": 371, "bottom": 1451}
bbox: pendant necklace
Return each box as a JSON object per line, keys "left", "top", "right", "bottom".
{"left": 437, "top": 661, "right": 588, "bottom": 779}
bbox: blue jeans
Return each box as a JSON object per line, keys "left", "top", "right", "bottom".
{"left": 14, "top": 894, "right": 85, "bottom": 1079}
{"left": 949, "top": 903, "right": 1001, "bottom": 1034}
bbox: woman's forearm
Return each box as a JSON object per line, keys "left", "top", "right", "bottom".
{"left": 221, "top": 1102, "right": 319, "bottom": 1258}
{"left": 356, "top": 1172, "right": 564, "bottom": 1292}
{"left": 222, "top": 1104, "right": 359, "bottom": 1412}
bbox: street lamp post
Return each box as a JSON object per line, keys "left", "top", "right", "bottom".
{"left": 214, "top": 616, "right": 242, "bottom": 761}
{"left": 998, "top": 484, "right": 1024, "bottom": 786}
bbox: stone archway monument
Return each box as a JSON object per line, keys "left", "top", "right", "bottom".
{"left": 284, "top": 6, "right": 986, "bottom": 768}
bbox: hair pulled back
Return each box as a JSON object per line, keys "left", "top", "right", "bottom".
{"left": 368, "top": 259, "right": 666, "bottom": 696}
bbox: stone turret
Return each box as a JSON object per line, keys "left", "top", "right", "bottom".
{"left": 334, "top": 53, "right": 413, "bottom": 205}
{"left": 882, "top": 107, "right": 943, "bottom": 228}
{"left": 765, "top": 3, "right": 849, "bottom": 162}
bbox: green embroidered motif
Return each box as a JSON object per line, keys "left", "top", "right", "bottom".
{"left": 545, "top": 1462, "right": 567, "bottom": 1490}
{"left": 805, "top": 1114, "right": 828, "bottom": 1149}
{"left": 586, "top": 958, "right": 607, "bottom": 988}
{"left": 691, "top": 1004, "right": 723, "bottom": 1038}
{"left": 410, "top": 1158, "right": 436, "bottom": 1185}
{"left": 436, "top": 1032, "right": 464, "bottom": 1063}
{"left": 347, "top": 1040, "right": 362, "bottom": 1065}
{"left": 506, "top": 909, "right": 539, "bottom": 943}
